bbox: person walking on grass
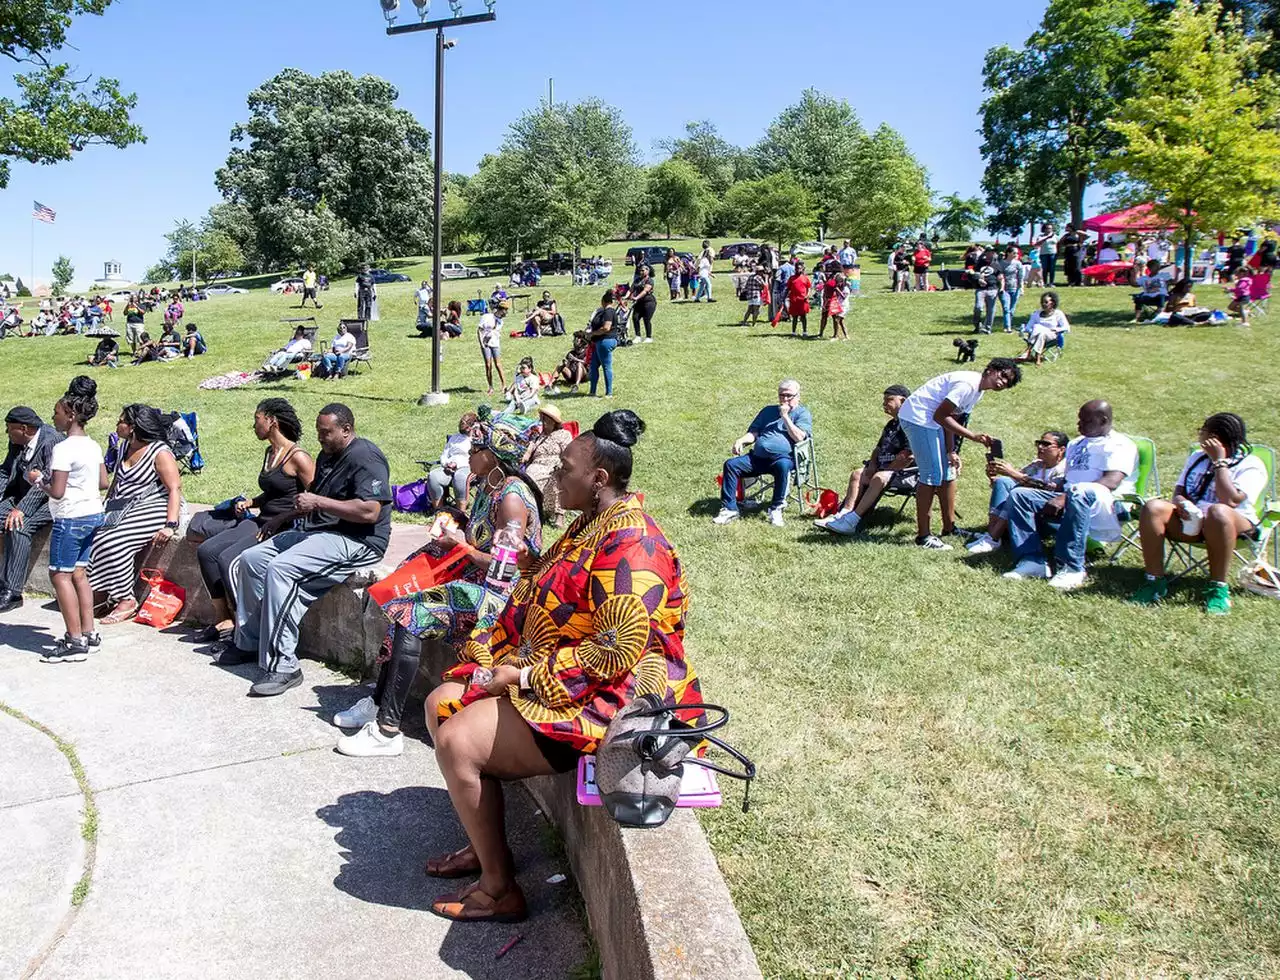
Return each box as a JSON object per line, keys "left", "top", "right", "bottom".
{"left": 299, "top": 265, "right": 323, "bottom": 310}
{"left": 772, "top": 260, "right": 811, "bottom": 336}
{"left": 740, "top": 265, "right": 767, "bottom": 327}
{"left": 694, "top": 240, "right": 716, "bottom": 303}
{"left": 477, "top": 300, "right": 509, "bottom": 396}
{"left": 26, "top": 378, "right": 107, "bottom": 662}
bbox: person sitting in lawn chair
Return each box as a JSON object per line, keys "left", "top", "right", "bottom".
{"left": 965, "top": 430, "right": 1068, "bottom": 554}
{"left": 713, "top": 379, "right": 813, "bottom": 529}
{"left": 1130, "top": 412, "right": 1269, "bottom": 616}
{"left": 1131, "top": 259, "right": 1169, "bottom": 323}
{"left": 88, "top": 337, "right": 119, "bottom": 368}
{"left": 1016, "top": 291, "right": 1071, "bottom": 364}
{"left": 815, "top": 384, "right": 915, "bottom": 536}
{"left": 1001, "top": 400, "right": 1137, "bottom": 592}
{"left": 263, "top": 326, "right": 313, "bottom": 374}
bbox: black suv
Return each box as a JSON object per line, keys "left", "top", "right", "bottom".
{"left": 625, "top": 245, "right": 693, "bottom": 269}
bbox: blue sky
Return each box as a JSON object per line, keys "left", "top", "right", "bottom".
{"left": 0, "top": 0, "right": 1094, "bottom": 290}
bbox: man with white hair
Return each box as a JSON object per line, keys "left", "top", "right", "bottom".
{"left": 713, "top": 379, "right": 813, "bottom": 527}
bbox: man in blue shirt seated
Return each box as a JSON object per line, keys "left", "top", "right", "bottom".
{"left": 713, "top": 379, "right": 814, "bottom": 528}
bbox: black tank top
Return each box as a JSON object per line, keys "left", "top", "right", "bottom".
{"left": 255, "top": 446, "right": 304, "bottom": 519}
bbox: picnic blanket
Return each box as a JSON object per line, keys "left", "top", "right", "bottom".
{"left": 199, "top": 371, "right": 263, "bottom": 390}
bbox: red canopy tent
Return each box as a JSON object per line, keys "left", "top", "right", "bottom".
{"left": 1081, "top": 203, "right": 1188, "bottom": 244}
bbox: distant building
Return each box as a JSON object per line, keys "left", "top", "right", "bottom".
{"left": 101, "top": 260, "right": 127, "bottom": 283}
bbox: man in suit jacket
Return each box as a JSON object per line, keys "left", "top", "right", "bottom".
{"left": 0, "top": 406, "right": 64, "bottom": 613}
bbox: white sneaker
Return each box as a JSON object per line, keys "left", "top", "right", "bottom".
{"left": 813, "top": 508, "right": 848, "bottom": 529}
{"left": 824, "top": 510, "right": 861, "bottom": 536}
{"left": 333, "top": 694, "right": 377, "bottom": 729}
{"left": 767, "top": 507, "right": 785, "bottom": 527}
{"left": 642, "top": 337, "right": 653, "bottom": 344}
{"left": 1003, "top": 560, "right": 1051, "bottom": 581}
{"left": 1048, "top": 568, "right": 1088, "bottom": 591}
{"left": 966, "top": 534, "right": 1000, "bottom": 555}
{"left": 712, "top": 508, "right": 740, "bottom": 525}
{"left": 916, "top": 534, "right": 953, "bottom": 550}
{"left": 336, "top": 721, "right": 404, "bottom": 758}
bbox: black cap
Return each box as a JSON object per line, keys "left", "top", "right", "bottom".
{"left": 5, "top": 406, "right": 42, "bottom": 427}
{"left": 883, "top": 385, "right": 911, "bottom": 398}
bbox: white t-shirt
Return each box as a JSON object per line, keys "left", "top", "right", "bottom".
{"left": 1177, "top": 451, "right": 1268, "bottom": 525}
{"left": 899, "top": 371, "right": 984, "bottom": 430}
{"left": 477, "top": 313, "right": 502, "bottom": 349}
{"left": 1026, "top": 309, "right": 1071, "bottom": 336}
{"left": 285, "top": 337, "right": 312, "bottom": 355}
{"left": 698, "top": 252, "right": 713, "bottom": 276}
{"left": 331, "top": 331, "right": 356, "bottom": 355}
{"left": 48, "top": 435, "right": 104, "bottom": 520}
{"left": 1063, "top": 432, "right": 1138, "bottom": 496}
{"left": 416, "top": 287, "right": 432, "bottom": 310}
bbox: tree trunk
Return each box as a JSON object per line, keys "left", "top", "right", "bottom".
{"left": 1183, "top": 222, "right": 1194, "bottom": 281}
{"left": 667, "top": 223, "right": 672, "bottom": 240}
{"left": 1068, "top": 173, "right": 1086, "bottom": 230}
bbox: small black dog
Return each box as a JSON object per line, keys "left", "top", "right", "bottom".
{"left": 953, "top": 337, "right": 980, "bottom": 363}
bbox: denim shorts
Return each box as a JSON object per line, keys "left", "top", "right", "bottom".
{"left": 899, "top": 418, "right": 954, "bottom": 486}
{"left": 49, "top": 514, "right": 105, "bottom": 573}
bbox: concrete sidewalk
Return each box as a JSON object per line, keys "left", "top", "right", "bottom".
{"left": 0, "top": 601, "right": 587, "bottom": 980}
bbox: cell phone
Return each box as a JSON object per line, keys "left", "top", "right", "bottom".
{"left": 986, "top": 438, "right": 1004, "bottom": 461}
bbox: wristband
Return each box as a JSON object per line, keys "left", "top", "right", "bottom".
{"left": 1212, "top": 459, "right": 1230, "bottom": 471}
{"left": 164, "top": 520, "right": 180, "bottom": 530}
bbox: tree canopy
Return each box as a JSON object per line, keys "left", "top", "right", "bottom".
{"left": 50, "top": 255, "right": 73, "bottom": 296}
{"left": 1104, "top": 0, "right": 1280, "bottom": 276}
{"left": 724, "top": 173, "right": 819, "bottom": 249}
{"left": 933, "top": 193, "right": 987, "bottom": 242}
{"left": 214, "top": 69, "right": 433, "bottom": 272}
{"left": 0, "top": 0, "right": 144, "bottom": 189}
{"left": 643, "top": 158, "right": 712, "bottom": 239}
{"left": 836, "top": 124, "right": 933, "bottom": 247}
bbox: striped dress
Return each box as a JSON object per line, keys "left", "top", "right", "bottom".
{"left": 89, "top": 441, "right": 181, "bottom": 603}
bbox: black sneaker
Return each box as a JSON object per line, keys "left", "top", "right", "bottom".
{"left": 249, "top": 669, "right": 304, "bottom": 697}
{"left": 213, "top": 642, "right": 258, "bottom": 667}
{"left": 0, "top": 592, "right": 23, "bottom": 614}
{"left": 82, "top": 632, "right": 102, "bottom": 653}
{"left": 40, "top": 635, "right": 88, "bottom": 664}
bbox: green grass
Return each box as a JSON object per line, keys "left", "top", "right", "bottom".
{"left": 8, "top": 240, "right": 1280, "bottom": 977}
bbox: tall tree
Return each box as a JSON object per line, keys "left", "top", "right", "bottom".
{"left": 50, "top": 255, "right": 73, "bottom": 296}
{"left": 933, "top": 193, "right": 987, "bottom": 242}
{"left": 465, "top": 100, "right": 638, "bottom": 256}
{"left": 644, "top": 158, "right": 712, "bottom": 238}
{"left": 981, "top": 156, "right": 1068, "bottom": 240}
{"left": 215, "top": 69, "right": 433, "bottom": 270}
{"left": 1104, "top": 0, "right": 1280, "bottom": 277}
{"left": 753, "top": 90, "right": 865, "bottom": 239}
{"left": 836, "top": 125, "right": 933, "bottom": 247}
{"left": 723, "top": 174, "right": 819, "bottom": 249}
{"left": 661, "top": 120, "right": 745, "bottom": 195}
{"left": 0, "top": 0, "right": 144, "bottom": 189}
{"left": 979, "top": 0, "right": 1158, "bottom": 228}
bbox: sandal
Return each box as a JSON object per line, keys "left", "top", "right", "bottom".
{"left": 430, "top": 881, "right": 527, "bottom": 923}
{"left": 100, "top": 600, "right": 138, "bottom": 625}
{"left": 424, "top": 845, "right": 481, "bottom": 879}
{"left": 194, "top": 623, "right": 235, "bottom": 643}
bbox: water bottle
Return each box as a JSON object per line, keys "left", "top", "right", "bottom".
{"left": 484, "top": 519, "right": 522, "bottom": 592}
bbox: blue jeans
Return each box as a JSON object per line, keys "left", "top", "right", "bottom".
{"left": 322, "top": 353, "right": 350, "bottom": 377}
{"left": 988, "top": 475, "right": 1018, "bottom": 519}
{"left": 589, "top": 338, "right": 617, "bottom": 395}
{"left": 694, "top": 276, "right": 711, "bottom": 301}
{"left": 49, "top": 514, "right": 105, "bottom": 572}
{"left": 1001, "top": 289, "right": 1021, "bottom": 330}
{"left": 1007, "top": 486, "right": 1092, "bottom": 572}
{"left": 977, "top": 290, "right": 998, "bottom": 332}
{"left": 1041, "top": 254, "right": 1057, "bottom": 286}
{"left": 720, "top": 453, "right": 793, "bottom": 512}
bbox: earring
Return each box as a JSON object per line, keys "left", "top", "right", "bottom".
{"left": 487, "top": 469, "right": 505, "bottom": 491}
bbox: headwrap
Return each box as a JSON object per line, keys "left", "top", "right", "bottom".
{"left": 5, "top": 406, "right": 42, "bottom": 428}
{"left": 470, "top": 409, "right": 542, "bottom": 468}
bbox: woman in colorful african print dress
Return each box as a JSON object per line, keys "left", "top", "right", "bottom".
{"left": 421, "top": 410, "right": 703, "bottom": 924}
{"left": 333, "top": 410, "right": 543, "bottom": 759}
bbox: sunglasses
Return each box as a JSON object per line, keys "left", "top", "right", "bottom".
{"left": 1034, "top": 440, "right": 1061, "bottom": 448}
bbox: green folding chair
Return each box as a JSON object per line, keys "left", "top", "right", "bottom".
{"left": 1166, "top": 443, "right": 1279, "bottom": 582}
{"left": 742, "top": 437, "right": 820, "bottom": 514}
{"left": 1095, "top": 434, "right": 1160, "bottom": 563}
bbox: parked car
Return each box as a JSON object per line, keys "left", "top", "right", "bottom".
{"left": 791, "top": 241, "right": 828, "bottom": 256}
{"left": 370, "top": 269, "right": 411, "bottom": 284}
{"left": 625, "top": 245, "right": 694, "bottom": 270}
{"left": 269, "top": 277, "right": 305, "bottom": 293}
{"left": 106, "top": 289, "right": 135, "bottom": 303}
{"left": 205, "top": 284, "right": 247, "bottom": 295}
{"left": 441, "top": 261, "right": 484, "bottom": 279}
{"left": 544, "top": 252, "right": 576, "bottom": 274}
{"left": 717, "top": 242, "right": 761, "bottom": 260}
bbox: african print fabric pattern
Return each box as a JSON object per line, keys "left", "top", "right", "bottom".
{"left": 446, "top": 494, "right": 702, "bottom": 753}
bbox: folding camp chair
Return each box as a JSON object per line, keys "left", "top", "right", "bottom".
{"left": 340, "top": 319, "right": 372, "bottom": 373}
{"left": 1095, "top": 434, "right": 1159, "bottom": 563}
{"left": 1166, "top": 443, "right": 1279, "bottom": 582}
{"left": 172, "top": 411, "right": 204, "bottom": 475}
{"left": 466, "top": 293, "right": 488, "bottom": 315}
{"left": 741, "top": 437, "right": 820, "bottom": 514}
{"left": 880, "top": 415, "right": 969, "bottom": 518}
{"left": 1245, "top": 272, "right": 1271, "bottom": 318}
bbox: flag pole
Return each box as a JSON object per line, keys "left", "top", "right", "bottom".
{"left": 30, "top": 214, "right": 35, "bottom": 297}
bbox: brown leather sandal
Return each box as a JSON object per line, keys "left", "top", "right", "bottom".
{"left": 424, "top": 845, "right": 481, "bottom": 879}
{"left": 430, "top": 881, "right": 527, "bottom": 923}
{"left": 100, "top": 600, "right": 139, "bottom": 625}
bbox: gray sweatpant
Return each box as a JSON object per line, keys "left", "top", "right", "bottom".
{"left": 233, "top": 530, "right": 382, "bottom": 674}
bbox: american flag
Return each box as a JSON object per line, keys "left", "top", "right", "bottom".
{"left": 32, "top": 201, "right": 56, "bottom": 224}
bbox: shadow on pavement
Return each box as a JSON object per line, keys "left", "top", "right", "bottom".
{"left": 0, "top": 620, "right": 56, "bottom": 654}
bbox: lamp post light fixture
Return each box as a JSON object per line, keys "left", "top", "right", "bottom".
{"left": 382, "top": 0, "right": 497, "bottom": 408}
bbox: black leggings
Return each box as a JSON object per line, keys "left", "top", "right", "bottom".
{"left": 374, "top": 625, "right": 422, "bottom": 730}
{"left": 192, "top": 513, "right": 260, "bottom": 601}
{"left": 632, "top": 298, "right": 656, "bottom": 338}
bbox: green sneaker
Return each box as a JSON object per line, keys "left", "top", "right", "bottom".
{"left": 1203, "top": 582, "right": 1232, "bottom": 616}
{"left": 1129, "top": 577, "right": 1169, "bottom": 606}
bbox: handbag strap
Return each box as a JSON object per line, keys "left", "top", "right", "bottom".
{"left": 683, "top": 733, "right": 757, "bottom": 813}
{"left": 620, "top": 701, "right": 731, "bottom": 739}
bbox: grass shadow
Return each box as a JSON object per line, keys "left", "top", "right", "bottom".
{"left": 687, "top": 497, "right": 723, "bottom": 518}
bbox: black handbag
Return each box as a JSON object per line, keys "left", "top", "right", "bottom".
{"left": 594, "top": 694, "right": 755, "bottom": 828}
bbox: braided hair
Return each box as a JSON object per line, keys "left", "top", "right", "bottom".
{"left": 1188, "top": 412, "right": 1250, "bottom": 501}
{"left": 60, "top": 376, "right": 99, "bottom": 427}
{"left": 256, "top": 397, "right": 303, "bottom": 442}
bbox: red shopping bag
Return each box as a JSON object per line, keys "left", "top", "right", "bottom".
{"left": 804, "top": 488, "right": 840, "bottom": 518}
{"left": 368, "top": 545, "right": 469, "bottom": 606}
{"left": 134, "top": 569, "right": 186, "bottom": 629}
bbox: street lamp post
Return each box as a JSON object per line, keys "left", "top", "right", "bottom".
{"left": 381, "top": 0, "right": 497, "bottom": 407}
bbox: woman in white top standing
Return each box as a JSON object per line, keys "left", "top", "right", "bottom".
{"left": 477, "top": 299, "right": 509, "bottom": 396}
{"left": 28, "top": 377, "right": 108, "bottom": 662}
{"left": 1131, "top": 412, "right": 1269, "bottom": 615}
{"left": 896, "top": 359, "right": 1022, "bottom": 549}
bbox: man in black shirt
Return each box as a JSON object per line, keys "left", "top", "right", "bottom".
{"left": 355, "top": 266, "right": 375, "bottom": 321}
{"left": 228, "top": 403, "right": 392, "bottom": 696}
{"left": 814, "top": 385, "right": 917, "bottom": 536}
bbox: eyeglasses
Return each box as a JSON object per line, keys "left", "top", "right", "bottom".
{"left": 778, "top": 392, "right": 798, "bottom": 400}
